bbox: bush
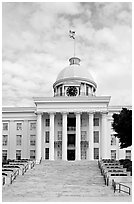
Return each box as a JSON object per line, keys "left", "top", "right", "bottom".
{"left": 119, "top": 159, "right": 132, "bottom": 176}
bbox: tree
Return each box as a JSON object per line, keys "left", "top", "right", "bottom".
{"left": 112, "top": 108, "right": 132, "bottom": 148}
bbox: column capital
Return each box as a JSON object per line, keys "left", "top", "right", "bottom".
{"left": 75, "top": 112, "right": 81, "bottom": 115}
{"left": 101, "top": 111, "right": 108, "bottom": 116}
{"left": 61, "top": 112, "right": 68, "bottom": 115}
{"left": 49, "top": 112, "right": 56, "bottom": 117}
{"left": 88, "top": 112, "right": 94, "bottom": 115}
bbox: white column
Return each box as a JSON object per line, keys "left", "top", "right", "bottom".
{"left": 89, "top": 113, "right": 94, "bottom": 160}
{"left": 76, "top": 112, "right": 81, "bottom": 160}
{"left": 62, "top": 112, "right": 67, "bottom": 160}
{"left": 49, "top": 113, "right": 55, "bottom": 160}
{"left": 62, "top": 85, "right": 64, "bottom": 96}
{"left": 107, "top": 118, "right": 112, "bottom": 159}
{"left": 36, "top": 113, "right": 42, "bottom": 164}
{"left": 101, "top": 112, "right": 108, "bottom": 159}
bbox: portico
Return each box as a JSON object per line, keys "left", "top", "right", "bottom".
{"left": 35, "top": 106, "right": 110, "bottom": 163}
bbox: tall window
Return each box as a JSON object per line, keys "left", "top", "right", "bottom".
{"left": 3, "top": 123, "right": 8, "bottom": 131}
{"left": 17, "top": 123, "right": 22, "bottom": 130}
{"left": 94, "top": 118, "right": 99, "bottom": 126}
{"left": 58, "top": 119, "right": 62, "bottom": 126}
{"left": 45, "top": 148, "right": 49, "bottom": 160}
{"left": 57, "top": 131, "right": 62, "bottom": 141}
{"left": 30, "top": 150, "right": 36, "bottom": 160}
{"left": 2, "top": 150, "right": 7, "bottom": 161}
{"left": 45, "top": 131, "right": 49, "bottom": 143}
{"left": 3, "top": 135, "right": 8, "bottom": 146}
{"left": 30, "top": 135, "right": 36, "bottom": 145}
{"left": 81, "top": 150, "right": 87, "bottom": 160}
{"left": 16, "top": 150, "right": 21, "bottom": 160}
{"left": 81, "top": 131, "right": 87, "bottom": 141}
{"left": 111, "top": 150, "right": 116, "bottom": 159}
{"left": 57, "top": 150, "right": 62, "bottom": 159}
{"left": 60, "top": 86, "right": 62, "bottom": 96}
{"left": 94, "top": 131, "right": 99, "bottom": 143}
{"left": 46, "top": 119, "right": 50, "bottom": 127}
{"left": 111, "top": 134, "right": 116, "bottom": 145}
{"left": 126, "top": 150, "right": 131, "bottom": 160}
{"left": 81, "top": 118, "right": 86, "bottom": 126}
{"left": 30, "top": 122, "right": 36, "bottom": 130}
{"left": 86, "top": 86, "right": 89, "bottom": 96}
{"left": 16, "top": 135, "right": 22, "bottom": 146}
{"left": 94, "top": 148, "right": 99, "bottom": 159}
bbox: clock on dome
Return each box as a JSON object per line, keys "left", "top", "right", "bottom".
{"left": 66, "top": 86, "right": 78, "bottom": 96}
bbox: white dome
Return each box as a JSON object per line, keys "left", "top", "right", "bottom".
{"left": 53, "top": 57, "right": 97, "bottom": 92}
{"left": 56, "top": 64, "right": 94, "bottom": 83}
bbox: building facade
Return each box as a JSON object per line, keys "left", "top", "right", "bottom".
{"left": 2, "top": 57, "right": 132, "bottom": 163}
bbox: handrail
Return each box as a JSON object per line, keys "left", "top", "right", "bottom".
{"left": 112, "top": 179, "right": 131, "bottom": 195}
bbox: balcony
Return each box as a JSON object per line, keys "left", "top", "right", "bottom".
{"left": 67, "top": 126, "right": 76, "bottom": 131}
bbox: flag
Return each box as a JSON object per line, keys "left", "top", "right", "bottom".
{"left": 69, "top": 30, "right": 75, "bottom": 39}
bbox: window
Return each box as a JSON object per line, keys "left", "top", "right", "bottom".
{"left": 57, "top": 131, "right": 62, "bottom": 141}
{"left": 30, "top": 150, "right": 36, "bottom": 160}
{"left": 45, "top": 148, "right": 49, "bottom": 160}
{"left": 94, "top": 118, "right": 99, "bottom": 126}
{"left": 111, "top": 134, "right": 116, "bottom": 145}
{"left": 30, "top": 135, "right": 36, "bottom": 145}
{"left": 94, "top": 148, "right": 99, "bottom": 159}
{"left": 57, "top": 150, "right": 62, "bottom": 159}
{"left": 16, "top": 150, "right": 21, "bottom": 160}
{"left": 45, "top": 131, "right": 49, "bottom": 143}
{"left": 16, "top": 135, "right": 22, "bottom": 146}
{"left": 81, "top": 131, "right": 87, "bottom": 141}
{"left": 60, "top": 86, "right": 62, "bottom": 96}
{"left": 17, "top": 123, "right": 22, "bottom": 130}
{"left": 81, "top": 118, "right": 86, "bottom": 126}
{"left": 46, "top": 119, "right": 50, "bottom": 127}
{"left": 3, "top": 135, "right": 8, "bottom": 146}
{"left": 86, "top": 86, "right": 89, "bottom": 96}
{"left": 94, "top": 131, "right": 99, "bottom": 143}
{"left": 111, "top": 150, "right": 116, "bottom": 160}
{"left": 3, "top": 123, "right": 8, "bottom": 131}
{"left": 58, "top": 119, "right": 62, "bottom": 126}
{"left": 30, "top": 122, "right": 36, "bottom": 130}
{"left": 2, "top": 150, "right": 7, "bottom": 161}
{"left": 81, "top": 150, "right": 87, "bottom": 160}
{"left": 126, "top": 150, "right": 131, "bottom": 160}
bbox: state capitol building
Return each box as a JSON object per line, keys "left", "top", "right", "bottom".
{"left": 2, "top": 56, "right": 132, "bottom": 163}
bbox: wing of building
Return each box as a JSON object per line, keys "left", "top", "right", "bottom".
{"left": 2, "top": 57, "right": 132, "bottom": 163}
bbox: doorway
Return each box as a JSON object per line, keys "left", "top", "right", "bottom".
{"left": 67, "top": 150, "right": 75, "bottom": 160}
{"left": 68, "top": 134, "right": 75, "bottom": 146}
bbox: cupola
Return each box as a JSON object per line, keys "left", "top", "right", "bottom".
{"left": 53, "top": 57, "right": 97, "bottom": 97}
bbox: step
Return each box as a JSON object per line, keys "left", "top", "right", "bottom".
{"left": 2, "top": 160, "right": 131, "bottom": 202}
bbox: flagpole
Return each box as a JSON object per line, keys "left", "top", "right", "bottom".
{"left": 74, "top": 38, "right": 75, "bottom": 57}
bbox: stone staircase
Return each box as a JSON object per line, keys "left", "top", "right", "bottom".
{"left": 2, "top": 161, "right": 131, "bottom": 202}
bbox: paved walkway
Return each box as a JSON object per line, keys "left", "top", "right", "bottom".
{"left": 2, "top": 161, "right": 132, "bottom": 202}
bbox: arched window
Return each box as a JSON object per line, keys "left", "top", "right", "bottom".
{"left": 60, "top": 86, "right": 62, "bottom": 96}
{"left": 86, "top": 86, "right": 89, "bottom": 96}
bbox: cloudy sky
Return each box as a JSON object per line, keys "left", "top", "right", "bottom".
{"left": 2, "top": 2, "right": 132, "bottom": 107}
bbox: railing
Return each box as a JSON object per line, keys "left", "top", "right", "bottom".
{"left": 112, "top": 179, "right": 131, "bottom": 195}
{"left": 67, "top": 127, "right": 76, "bottom": 131}
{"left": 2, "top": 176, "right": 6, "bottom": 185}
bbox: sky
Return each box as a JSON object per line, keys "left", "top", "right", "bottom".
{"left": 2, "top": 2, "right": 132, "bottom": 107}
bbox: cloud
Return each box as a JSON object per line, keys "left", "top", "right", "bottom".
{"left": 2, "top": 2, "right": 132, "bottom": 107}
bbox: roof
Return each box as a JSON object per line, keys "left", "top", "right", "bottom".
{"left": 54, "top": 64, "right": 97, "bottom": 88}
